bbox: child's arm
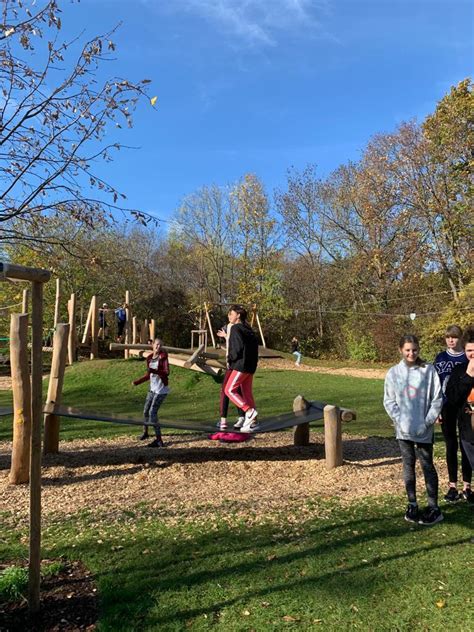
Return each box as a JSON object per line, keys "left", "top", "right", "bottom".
{"left": 132, "top": 373, "right": 149, "bottom": 386}
{"left": 424, "top": 369, "right": 443, "bottom": 426}
{"left": 383, "top": 370, "right": 401, "bottom": 424}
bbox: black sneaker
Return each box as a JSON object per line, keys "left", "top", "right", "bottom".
{"left": 139, "top": 432, "right": 149, "bottom": 441}
{"left": 444, "top": 487, "right": 460, "bottom": 503}
{"left": 404, "top": 504, "right": 419, "bottom": 523}
{"left": 461, "top": 488, "right": 474, "bottom": 504}
{"left": 147, "top": 438, "right": 164, "bottom": 448}
{"left": 418, "top": 507, "right": 444, "bottom": 526}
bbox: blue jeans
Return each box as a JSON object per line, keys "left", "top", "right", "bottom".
{"left": 144, "top": 391, "right": 167, "bottom": 437}
{"left": 292, "top": 351, "right": 302, "bottom": 365}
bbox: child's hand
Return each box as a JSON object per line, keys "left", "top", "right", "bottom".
{"left": 217, "top": 329, "right": 227, "bottom": 339}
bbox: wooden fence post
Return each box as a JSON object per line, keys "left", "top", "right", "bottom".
{"left": 293, "top": 395, "right": 310, "bottom": 446}
{"left": 22, "top": 289, "right": 29, "bottom": 313}
{"left": 90, "top": 296, "right": 98, "bottom": 360}
{"left": 53, "top": 278, "right": 61, "bottom": 329}
{"left": 149, "top": 319, "right": 156, "bottom": 341}
{"left": 67, "top": 293, "right": 76, "bottom": 365}
{"left": 43, "top": 324, "right": 70, "bottom": 454}
{"left": 132, "top": 316, "right": 137, "bottom": 344}
{"left": 29, "top": 280, "right": 44, "bottom": 613}
{"left": 81, "top": 299, "right": 93, "bottom": 344}
{"left": 9, "top": 314, "right": 32, "bottom": 484}
{"left": 324, "top": 404, "right": 342, "bottom": 469}
{"left": 124, "top": 291, "right": 131, "bottom": 359}
{"left": 141, "top": 319, "right": 148, "bottom": 344}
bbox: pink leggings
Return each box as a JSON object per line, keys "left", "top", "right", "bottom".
{"left": 224, "top": 370, "right": 255, "bottom": 412}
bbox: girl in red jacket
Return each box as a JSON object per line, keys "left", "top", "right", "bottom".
{"left": 132, "top": 338, "right": 170, "bottom": 447}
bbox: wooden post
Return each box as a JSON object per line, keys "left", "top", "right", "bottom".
{"left": 204, "top": 302, "right": 217, "bottom": 348}
{"left": 324, "top": 404, "right": 342, "bottom": 469}
{"left": 255, "top": 312, "right": 266, "bottom": 348}
{"left": 149, "top": 319, "right": 156, "bottom": 341}
{"left": 29, "top": 280, "right": 43, "bottom": 613}
{"left": 67, "top": 293, "right": 76, "bottom": 365}
{"left": 124, "top": 291, "right": 131, "bottom": 359}
{"left": 250, "top": 304, "right": 256, "bottom": 328}
{"left": 22, "top": 289, "right": 29, "bottom": 313}
{"left": 43, "top": 324, "right": 70, "bottom": 454}
{"left": 90, "top": 295, "right": 98, "bottom": 360}
{"left": 293, "top": 395, "right": 310, "bottom": 446}
{"left": 132, "top": 316, "right": 137, "bottom": 344}
{"left": 53, "top": 278, "right": 61, "bottom": 329}
{"left": 81, "top": 299, "right": 93, "bottom": 344}
{"left": 141, "top": 319, "right": 148, "bottom": 344}
{"left": 9, "top": 314, "right": 32, "bottom": 484}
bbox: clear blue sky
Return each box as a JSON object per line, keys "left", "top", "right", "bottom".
{"left": 59, "top": 0, "right": 473, "bottom": 223}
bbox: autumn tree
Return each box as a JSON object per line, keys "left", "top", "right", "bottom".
{"left": 0, "top": 0, "right": 154, "bottom": 249}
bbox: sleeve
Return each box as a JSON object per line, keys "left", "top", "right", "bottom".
{"left": 227, "top": 327, "right": 244, "bottom": 364}
{"left": 424, "top": 368, "right": 443, "bottom": 426}
{"left": 133, "top": 373, "right": 150, "bottom": 386}
{"left": 446, "top": 366, "right": 474, "bottom": 408}
{"left": 383, "top": 369, "right": 401, "bottom": 424}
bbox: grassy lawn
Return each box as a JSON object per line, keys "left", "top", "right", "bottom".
{"left": 1, "top": 499, "right": 472, "bottom": 631}
{"left": 1, "top": 358, "right": 470, "bottom": 630}
{"left": 0, "top": 357, "right": 389, "bottom": 442}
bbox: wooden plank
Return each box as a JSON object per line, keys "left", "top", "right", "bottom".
{"left": 184, "top": 343, "right": 205, "bottom": 368}
{"left": 0, "top": 262, "right": 50, "bottom": 284}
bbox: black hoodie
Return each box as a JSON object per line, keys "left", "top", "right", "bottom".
{"left": 227, "top": 322, "right": 259, "bottom": 374}
{"left": 445, "top": 361, "right": 474, "bottom": 443}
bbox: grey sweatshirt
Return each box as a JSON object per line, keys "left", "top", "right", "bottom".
{"left": 383, "top": 360, "right": 442, "bottom": 443}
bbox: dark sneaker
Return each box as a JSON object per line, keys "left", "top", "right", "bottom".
{"left": 461, "top": 488, "right": 474, "bottom": 504}
{"left": 418, "top": 507, "right": 443, "bottom": 526}
{"left": 147, "top": 438, "right": 164, "bottom": 448}
{"left": 404, "top": 504, "right": 419, "bottom": 523}
{"left": 139, "top": 432, "right": 149, "bottom": 441}
{"left": 444, "top": 487, "right": 460, "bottom": 503}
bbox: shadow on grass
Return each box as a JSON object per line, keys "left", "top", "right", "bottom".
{"left": 61, "top": 503, "right": 473, "bottom": 629}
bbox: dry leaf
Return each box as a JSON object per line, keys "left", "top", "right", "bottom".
{"left": 150, "top": 96, "right": 158, "bottom": 106}
{"left": 436, "top": 600, "right": 446, "bottom": 608}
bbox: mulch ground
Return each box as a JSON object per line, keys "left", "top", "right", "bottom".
{"left": 0, "top": 560, "right": 98, "bottom": 631}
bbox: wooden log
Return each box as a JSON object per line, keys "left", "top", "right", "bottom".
{"left": 340, "top": 408, "right": 356, "bottom": 422}
{"left": 29, "top": 280, "right": 44, "bottom": 613}
{"left": 149, "top": 319, "right": 156, "bottom": 341}
{"left": 204, "top": 303, "right": 216, "bottom": 348}
{"left": 167, "top": 354, "right": 221, "bottom": 376}
{"left": 124, "top": 291, "right": 131, "bottom": 359}
{"left": 132, "top": 316, "right": 137, "bottom": 344}
{"left": 67, "top": 293, "right": 76, "bottom": 365}
{"left": 53, "top": 278, "right": 61, "bottom": 329}
{"left": 22, "top": 289, "right": 29, "bottom": 313}
{"left": 293, "top": 395, "right": 310, "bottom": 446}
{"left": 184, "top": 343, "right": 205, "bottom": 368}
{"left": 9, "top": 313, "right": 32, "bottom": 485}
{"left": 255, "top": 312, "right": 266, "bottom": 349}
{"left": 81, "top": 299, "right": 93, "bottom": 344}
{"left": 90, "top": 296, "right": 99, "bottom": 360}
{"left": 43, "top": 324, "right": 70, "bottom": 454}
{"left": 0, "top": 262, "right": 50, "bottom": 284}
{"left": 141, "top": 320, "right": 148, "bottom": 344}
{"left": 324, "top": 404, "right": 342, "bottom": 469}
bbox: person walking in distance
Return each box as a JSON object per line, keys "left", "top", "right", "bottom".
{"left": 384, "top": 335, "right": 443, "bottom": 525}
{"left": 291, "top": 336, "right": 302, "bottom": 366}
{"left": 223, "top": 305, "right": 259, "bottom": 432}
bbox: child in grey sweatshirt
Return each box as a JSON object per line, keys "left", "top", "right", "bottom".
{"left": 384, "top": 335, "right": 443, "bottom": 526}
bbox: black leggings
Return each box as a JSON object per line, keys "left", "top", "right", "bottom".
{"left": 398, "top": 440, "right": 439, "bottom": 507}
{"left": 441, "top": 407, "right": 472, "bottom": 484}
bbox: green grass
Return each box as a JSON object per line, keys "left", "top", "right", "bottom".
{"left": 0, "top": 357, "right": 390, "bottom": 441}
{"left": 0, "top": 499, "right": 472, "bottom": 631}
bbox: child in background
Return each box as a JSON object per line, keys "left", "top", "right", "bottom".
{"left": 434, "top": 325, "right": 470, "bottom": 502}
{"left": 384, "top": 335, "right": 443, "bottom": 525}
{"left": 446, "top": 325, "right": 474, "bottom": 499}
{"left": 291, "top": 336, "right": 302, "bottom": 366}
{"left": 132, "top": 338, "right": 169, "bottom": 447}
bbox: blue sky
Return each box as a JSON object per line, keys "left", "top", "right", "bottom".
{"left": 57, "top": 0, "right": 473, "bottom": 223}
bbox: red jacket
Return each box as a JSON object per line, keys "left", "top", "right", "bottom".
{"left": 133, "top": 351, "right": 169, "bottom": 386}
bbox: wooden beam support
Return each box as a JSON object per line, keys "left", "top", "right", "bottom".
{"left": 293, "top": 395, "right": 310, "bottom": 446}
{"left": 324, "top": 404, "right": 342, "bottom": 469}
{"left": 53, "top": 278, "right": 61, "bottom": 329}
{"left": 0, "top": 262, "right": 50, "bottom": 284}
{"left": 90, "top": 295, "right": 99, "bottom": 360}
{"left": 43, "top": 324, "right": 70, "bottom": 454}
{"left": 22, "top": 289, "right": 29, "bottom": 313}
{"left": 67, "top": 293, "right": 76, "bottom": 365}
{"left": 124, "top": 291, "right": 131, "bottom": 359}
{"left": 9, "top": 313, "right": 32, "bottom": 484}
{"left": 184, "top": 343, "right": 205, "bottom": 368}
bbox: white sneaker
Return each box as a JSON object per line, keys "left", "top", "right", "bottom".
{"left": 241, "top": 418, "right": 260, "bottom": 433}
{"left": 219, "top": 420, "right": 228, "bottom": 430}
{"left": 245, "top": 408, "right": 258, "bottom": 423}
{"left": 234, "top": 416, "right": 245, "bottom": 429}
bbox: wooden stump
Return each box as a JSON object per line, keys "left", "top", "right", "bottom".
{"left": 293, "top": 395, "right": 310, "bottom": 446}
{"left": 324, "top": 404, "right": 342, "bottom": 468}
